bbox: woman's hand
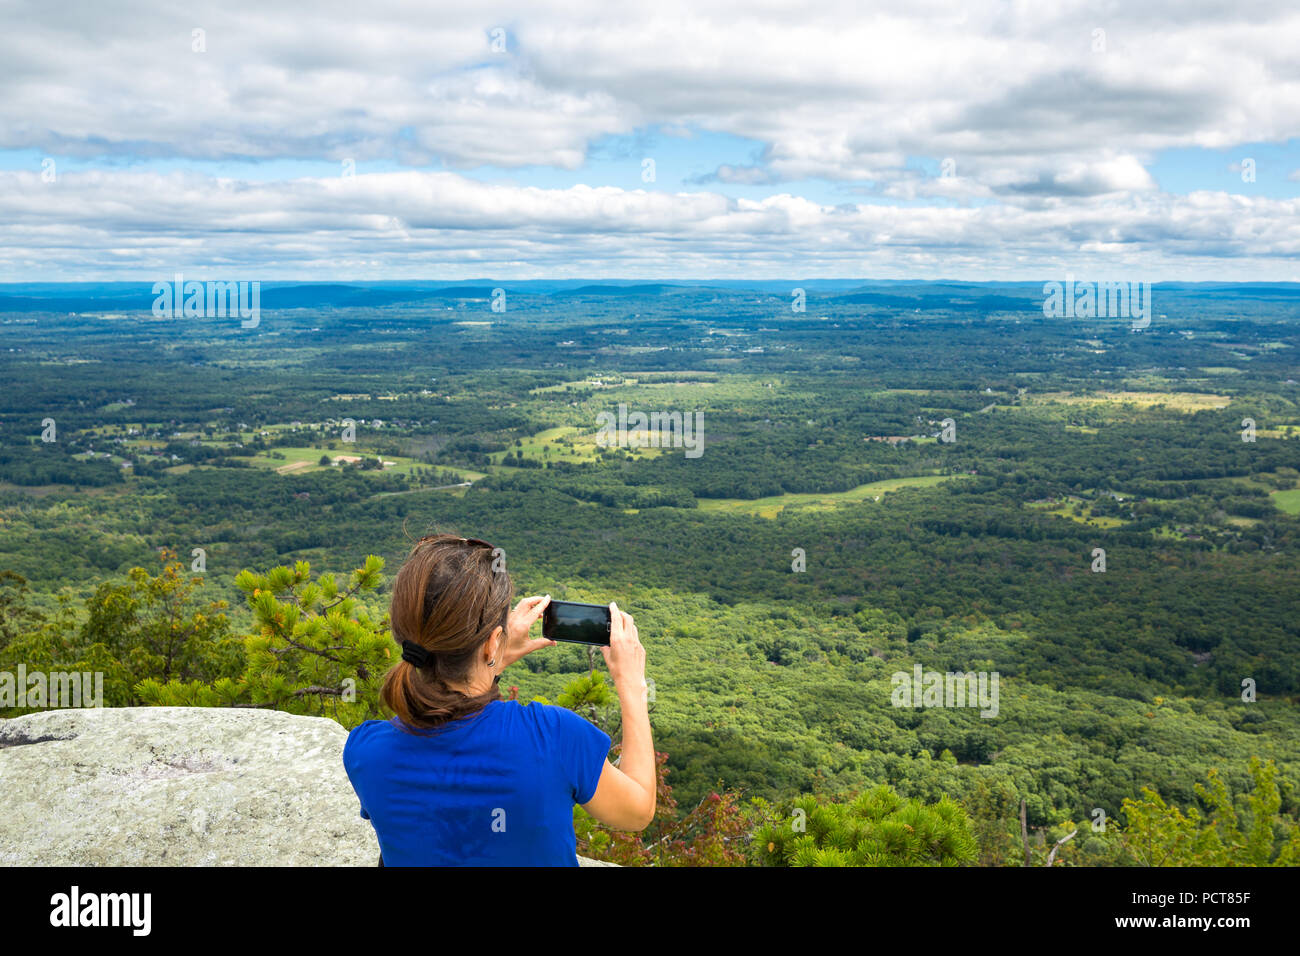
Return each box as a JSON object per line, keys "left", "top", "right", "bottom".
{"left": 601, "top": 602, "right": 646, "bottom": 696}
{"left": 500, "top": 594, "right": 556, "bottom": 668}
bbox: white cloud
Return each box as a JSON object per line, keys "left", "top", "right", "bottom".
{"left": 2, "top": 0, "right": 1298, "bottom": 277}
{"left": 3, "top": 168, "right": 1297, "bottom": 281}
{"left": 5, "top": 2, "right": 1299, "bottom": 176}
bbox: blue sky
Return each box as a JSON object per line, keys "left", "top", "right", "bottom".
{"left": 6, "top": 131, "right": 1296, "bottom": 203}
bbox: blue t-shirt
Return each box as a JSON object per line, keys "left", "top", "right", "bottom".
{"left": 343, "top": 699, "right": 611, "bottom": 866}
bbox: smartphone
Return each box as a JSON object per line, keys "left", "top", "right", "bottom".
{"left": 542, "top": 600, "right": 612, "bottom": 646}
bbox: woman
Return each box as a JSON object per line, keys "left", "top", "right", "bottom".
{"left": 343, "top": 534, "right": 655, "bottom": 866}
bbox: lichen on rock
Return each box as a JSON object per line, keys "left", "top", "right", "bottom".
{"left": 0, "top": 707, "right": 611, "bottom": 866}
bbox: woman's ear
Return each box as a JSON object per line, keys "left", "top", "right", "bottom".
{"left": 488, "top": 625, "right": 504, "bottom": 663}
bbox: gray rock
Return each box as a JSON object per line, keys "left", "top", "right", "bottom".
{"left": 0, "top": 707, "right": 613, "bottom": 866}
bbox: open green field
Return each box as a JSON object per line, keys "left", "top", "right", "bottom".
{"left": 236, "top": 445, "right": 426, "bottom": 477}
{"left": 1025, "top": 496, "right": 1128, "bottom": 528}
{"left": 491, "top": 426, "right": 595, "bottom": 465}
{"left": 491, "top": 424, "right": 672, "bottom": 465}
{"left": 1260, "top": 424, "right": 1300, "bottom": 439}
{"left": 543, "top": 374, "right": 812, "bottom": 409}
{"left": 528, "top": 377, "right": 637, "bottom": 394}
{"left": 1026, "top": 391, "right": 1231, "bottom": 410}
{"left": 1273, "top": 488, "right": 1300, "bottom": 515}
{"left": 696, "top": 473, "right": 973, "bottom": 518}
{"left": 238, "top": 445, "right": 336, "bottom": 474}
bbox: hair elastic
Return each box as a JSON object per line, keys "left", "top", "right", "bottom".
{"left": 401, "top": 640, "right": 434, "bottom": 667}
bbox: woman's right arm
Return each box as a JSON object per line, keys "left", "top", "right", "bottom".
{"left": 581, "top": 603, "right": 656, "bottom": 831}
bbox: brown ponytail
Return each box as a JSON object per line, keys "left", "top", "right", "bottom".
{"left": 381, "top": 534, "right": 514, "bottom": 730}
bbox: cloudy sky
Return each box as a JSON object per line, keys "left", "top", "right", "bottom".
{"left": 1, "top": 0, "right": 1298, "bottom": 281}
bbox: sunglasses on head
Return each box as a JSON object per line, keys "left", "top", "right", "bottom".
{"left": 415, "top": 534, "right": 494, "bottom": 551}
{"left": 413, "top": 535, "right": 507, "bottom": 633}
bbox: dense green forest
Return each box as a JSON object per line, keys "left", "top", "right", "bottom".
{"left": 1, "top": 281, "right": 1298, "bottom": 865}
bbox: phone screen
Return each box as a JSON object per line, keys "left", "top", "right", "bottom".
{"left": 542, "top": 600, "right": 612, "bottom": 646}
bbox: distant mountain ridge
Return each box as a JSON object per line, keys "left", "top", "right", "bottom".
{"left": 1, "top": 279, "right": 1297, "bottom": 313}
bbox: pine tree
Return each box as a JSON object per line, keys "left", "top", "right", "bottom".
{"left": 137, "top": 556, "right": 389, "bottom": 726}
{"left": 751, "top": 785, "right": 979, "bottom": 866}
{"left": 2, "top": 551, "right": 234, "bottom": 715}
